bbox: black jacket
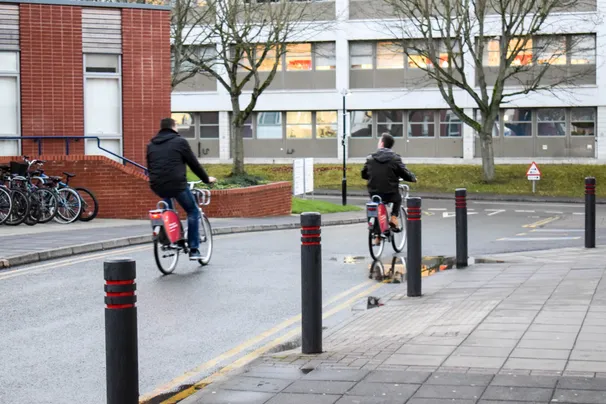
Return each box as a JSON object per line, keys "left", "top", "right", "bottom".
{"left": 146, "top": 129, "right": 210, "bottom": 198}
{"left": 361, "top": 148, "right": 416, "bottom": 194}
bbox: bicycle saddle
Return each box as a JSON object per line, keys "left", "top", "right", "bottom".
{"left": 63, "top": 172, "right": 76, "bottom": 178}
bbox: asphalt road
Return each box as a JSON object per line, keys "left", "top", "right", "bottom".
{"left": 0, "top": 199, "right": 604, "bottom": 404}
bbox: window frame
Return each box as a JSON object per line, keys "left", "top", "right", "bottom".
{"left": 315, "top": 111, "right": 338, "bottom": 139}
{"left": 256, "top": 111, "right": 283, "bottom": 139}
{"left": 570, "top": 107, "right": 596, "bottom": 137}
{"left": 285, "top": 43, "right": 313, "bottom": 71}
{"left": 502, "top": 108, "right": 533, "bottom": 137}
{"left": 536, "top": 108, "right": 566, "bottom": 137}
{"left": 286, "top": 111, "right": 313, "bottom": 139}
{"left": 172, "top": 112, "right": 197, "bottom": 139}
{"left": 408, "top": 110, "right": 436, "bottom": 138}
{"left": 439, "top": 110, "right": 462, "bottom": 138}
{"left": 376, "top": 110, "right": 405, "bottom": 138}
{"left": 350, "top": 42, "right": 374, "bottom": 70}
{"left": 0, "top": 50, "right": 21, "bottom": 155}
{"left": 376, "top": 41, "right": 404, "bottom": 70}
{"left": 314, "top": 42, "right": 336, "bottom": 71}
{"left": 199, "top": 112, "right": 220, "bottom": 139}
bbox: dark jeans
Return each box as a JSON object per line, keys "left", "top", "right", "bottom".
{"left": 164, "top": 188, "right": 200, "bottom": 250}
{"left": 370, "top": 192, "right": 402, "bottom": 217}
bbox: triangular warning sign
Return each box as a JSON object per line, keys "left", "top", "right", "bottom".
{"left": 526, "top": 162, "right": 541, "bottom": 176}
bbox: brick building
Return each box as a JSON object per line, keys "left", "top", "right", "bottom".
{"left": 0, "top": 0, "right": 171, "bottom": 166}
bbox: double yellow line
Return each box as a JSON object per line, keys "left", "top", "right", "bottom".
{"left": 522, "top": 215, "right": 560, "bottom": 229}
{"left": 140, "top": 280, "right": 384, "bottom": 404}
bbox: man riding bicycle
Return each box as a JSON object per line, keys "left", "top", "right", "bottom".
{"left": 147, "top": 118, "right": 216, "bottom": 260}
{"left": 361, "top": 133, "right": 416, "bottom": 243}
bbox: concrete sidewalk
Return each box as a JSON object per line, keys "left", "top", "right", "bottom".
{"left": 182, "top": 246, "right": 606, "bottom": 404}
{"left": 0, "top": 212, "right": 365, "bottom": 268}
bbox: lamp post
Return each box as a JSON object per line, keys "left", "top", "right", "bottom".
{"left": 341, "top": 89, "right": 349, "bottom": 206}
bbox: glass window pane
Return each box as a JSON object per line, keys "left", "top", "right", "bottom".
{"left": 538, "top": 122, "right": 565, "bottom": 136}
{"left": 571, "top": 122, "right": 594, "bottom": 136}
{"left": 503, "top": 108, "right": 532, "bottom": 122}
{"left": 537, "top": 108, "right": 565, "bottom": 122}
{"left": 350, "top": 43, "right": 373, "bottom": 69}
{"left": 257, "top": 112, "right": 282, "bottom": 139}
{"left": 317, "top": 111, "right": 337, "bottom": 124}
{"left": 407, "top": 53, "right": 431, "bottom": 69}
{"left": 570, "top": 35, "right": 596, "bottom": 65}
{"left": 317, "top": 124, "right": 337, "bottom": 138}
{"left": 377, "top": 110, "right": 404, "bottom": 123}
{"left": 0, "top": 77, "right": 18, "bottom": 135}
{"left": 243, "top": 125, "right": 253, "bottom": 138}
{"left": 483, "top": 39, "right": 500, "bottom": 66}
{"left": 409, "top": 110, "right": 434, "bottom": 123}
{"left": 536, "top": 36, "right": 567, "bottom": 65}
{"left": 286, "top": 43, "right": 312, "bottom": 71}
{"left": 507, "top": 38, "right": 533, "bottom": 66}
{"left": 376, "top": 41, "right": 403, "bottom": 69}
{"left": 439, "top": 110, "right": 462, "bottom": 137}
{"left": 378, "top": 124, "right": 404, "bottom": 138}
{"left": 85, "top": 54, "right": 120, "bottom": 73}
{"left": 200, "top": 125, "right": 219, "bottom": 138}
{"left": 172, "top": 112, "right": 195, "bottom": 139}
{"left": 315, "top": 43, "right": 336, "bottom": 71}
{"left": 85, "top": 78, "right": 120, "bottom": 135}
{"left": 571, "top": 107, "right": 595, "bottom": 122}
{"left": 257, "top": 46, "right": 282, "bottom": 72}
{"left": 287, "top": 126, "right": 312, "bottom": 139}
{"left": 286, "top": 111, "right": 312, "bottom": 124}
{"left": 0, "top": 52, "right": 18, "bottom": 72}
{"left": 200, "top": 112, "right": 219, "bottom": 124}
{"left": 350, "top": 111, "right": 373, "bottom": 137}
{"left": 408, "top": 110, "right": 435, "bottom": 137}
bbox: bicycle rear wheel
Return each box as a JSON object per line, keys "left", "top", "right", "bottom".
{"left": 5, "top": 189, "right": 29, "bottom": 226}
{"left": 31, "top": 189, "right": 58, "bottom": 223}
{"left": 368, "top": 227, "right": 385, "bottom": 261}
{"left": 197, "top": 215, "right": 213, "bottom": 266}
{"left": 55, "top": 188, "right": 82, "bottom": 224}
{"left": 391, "top": 207, "right": 407, "bottom": 253}
{"left": 0, "top": 187, "right": 12, "bottom": 225}
{"left": 75, "top": 187, "right": 99, "bottom": 222}
{"left": 154, "top": 233, "right": 179, "bottom": 275}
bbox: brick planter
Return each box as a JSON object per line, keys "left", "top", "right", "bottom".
{"left": 0, "top": 155, "right": 292, "bottom": 219}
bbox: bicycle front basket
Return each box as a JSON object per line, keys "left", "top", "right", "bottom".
{"left": 9, "top": 162, "right": 28, "bottom": 177}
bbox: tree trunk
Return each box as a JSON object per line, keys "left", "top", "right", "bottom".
{"left": 230, "top": 98, "right": 246, "bottom": 176}
{"left": 479, "top": 129, "right": 495, "bottom": 182}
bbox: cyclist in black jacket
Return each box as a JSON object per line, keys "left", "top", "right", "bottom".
{"left": 362, "top": 133, "right": 416, "bottom": 233}
{"left": 147, "top": 118, "right": 216, "bottom": 260}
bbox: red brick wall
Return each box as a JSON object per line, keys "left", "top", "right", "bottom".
{"left": 0, "top": 156, "right": 292, "bottom": 219}
{"left": 19, "top": 4, "right": 84, "bottom": 156}
{"left": 121, "top": 9, "right": 171, "bottom": 165}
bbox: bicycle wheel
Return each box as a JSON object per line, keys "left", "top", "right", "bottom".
{"left": 198, "top": 215, "right": 213, "bottom": 266}
{"left": 368, "top": 227, "right": 385, "bottom": 261}
{"left": 54, "top": 188, "right": 82, "bottom": 224}
{"left": 32, "top": 189, "right": 58, "bottom": 223}
{"left": 0, "top": 187, "right": 12, "bottom": 225}
{"left": 75, "top": 187, "right": 98, "bottom": 222}
{"left": 154, "top": 237, "right": 179, "bottom": 275}
{"left": 391, "top": 207, "right": 407, "bottom": 253}
{"left": 5, "top": 189, "right": 29, "bottom": 226}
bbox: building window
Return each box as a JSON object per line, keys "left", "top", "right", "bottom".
{"left": 314, "top": 43, "right": 336, "bottom": 70}
{"left": 376, "top": 41, "right": 403, "bottom": 69}
{"left": 256, "top": 111, "right": 282, "bottom": 139}
{"left": 439, "top": 110, "right": 462, "bottom": 137}
{"left": 377, "top": 110, "right": 404, "bottom": 137}
{"left": 286, "top": 111, "right": 312, "bottom": 139}
{"left": 571, "top": 108, "right": 595, "bottom": 136}
{"left": 570, "top": 35, "right": 596, "bottom": 65}
{"left": 172, "top": 112, "right": 195, "bottom": 139}
{"left": 256, "top": 46, "right": 282, "bottom": 72}
{"left": 0, "top": 51, "right": 19, "bottom": 156}
{"left": 408, "top": 110, "right": 435, "bottom": 137}
{"left": 407, "top": 41, "right": 431, "bottom": 69}
{"left": 535, "top": 36, "right": 567, "bottom": 65}
{"left": 316, "top": 111, "right": 337, "bottom": 138}
{"left": 537, "top": 108, "right": 565, "bottom": 137}
{"left": 483, "top": 39, "right": 500, "bottom": 67}
{"left": 85, "top": 54, "right": 120, "bottom": 73}
{"left": 350, "top": 111, "right": 373, "bottom": 137}
{"left": 507, "top": 38, "right": 533, "bottom": 66}
{"left": 350, "top": 43, "right": 373, "bottom": 70}
{"left": 286, "top": 43, "right": 312, "bottom": 71}
{"left": 200, "top": 112, "right": 219, "bottom": 138}
{"left": 84, "top": 54, "right": 122, "bottom": 161}
{"left": 242, "top": 115, "right": 253, "bottom": 138}
{"left": 503, "top": 109, "right": 532, "bottom": 137}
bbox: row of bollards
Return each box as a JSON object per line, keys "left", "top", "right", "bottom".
{"left": 103, "top": 177, "right": 598, "bottom": 400}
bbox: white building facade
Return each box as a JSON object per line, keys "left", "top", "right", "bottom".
{"left": 171, "top": 0, "right": 604, "bottom": 165}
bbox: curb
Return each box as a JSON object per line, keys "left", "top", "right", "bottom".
{"left": 0, "top": 217, "right": 367, "bottom": 269}
{"left": 313, "top": 189, "right": 604, "bottom": 205}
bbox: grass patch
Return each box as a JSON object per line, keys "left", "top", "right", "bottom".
{"left": 190, "top": 164, "right": 604, "bottom": 198}
{"left": 291, "top": 197, "right": 362, "bottom": 214}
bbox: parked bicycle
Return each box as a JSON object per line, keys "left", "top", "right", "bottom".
{"left": 366, "top": 181, "right": 410, "bottom": 260}
{"left": 149, "top": 181, "right": 213, "bottom": 275}
{"left": 0, "top": 163, "right": 30, "bottom": 226}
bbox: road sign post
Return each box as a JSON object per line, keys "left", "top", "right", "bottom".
{"left": 526, "top": 162, "right": 541, "bottom": 193}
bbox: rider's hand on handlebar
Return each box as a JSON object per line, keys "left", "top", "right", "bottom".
{"left": 208, "top": 176, "right": 217, "bottom": 184}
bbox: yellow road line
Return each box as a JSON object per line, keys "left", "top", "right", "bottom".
{"left": 522, "top": 216, "right": 560, "bottom": 229}
{"left": 0, "top": 245, "right": 151, "bottom": 281}
{"left": 147, "top": 282, "right": 384, "bottom": 404}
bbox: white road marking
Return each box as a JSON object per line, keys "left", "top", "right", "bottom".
{"left": 497, "top": 236, "right": 581, "bottom": 241}
{"left": 443, "top": 211, "right": 478, "bottom": 218}
{"left": 544, "top": 211, "right": 564, "bottom": 214}
{"left": 530, "top": 229, "right": 583, "bottom": 233}
{"left": 428, "top": 208, "right": 447, "bottom": 211}
{"left": 472, "top": 201, "right": 583, "bottom": 208}
{"left": 515, "top": 210, "right": 535, "bottom": 213}
{"left": 573, "top": 212, "right": 584, "bottom": 216}
{"left": 485, "top": 209, "right": 506, "bottom": 216}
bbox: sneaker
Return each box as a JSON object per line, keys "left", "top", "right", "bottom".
{"left": 373, "top": 237, "right": 382, "bottom": 246}
{"left": 189, "top": 249, "right": 202, "bottom": 261}
{"left": 389, "top": 215, "right": 399, "bottom": 229}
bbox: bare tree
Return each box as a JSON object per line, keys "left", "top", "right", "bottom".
{"left": 377, "top": 0, "right": 598, "bottom": 181}
{"left": 171, "top": 0, "right": 333, "bottom": 176}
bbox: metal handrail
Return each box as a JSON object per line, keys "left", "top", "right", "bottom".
{"left": 0, "top": 136, "right": 149, "bottom": 175}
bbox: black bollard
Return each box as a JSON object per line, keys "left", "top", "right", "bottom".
{"left": 300, "top": 212, "right": 322, "bottom": 354}
{"left": 455, "top": 188, "right": 468, "bottom": 268}
{"left": 104, "top": 259, "right": 139, "bottom": 404}
{"left": 585, "top": 177, "right": 596, "bottom": 249}
{"left": 406, "top": 197, "right": 422, "bottom": 297}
